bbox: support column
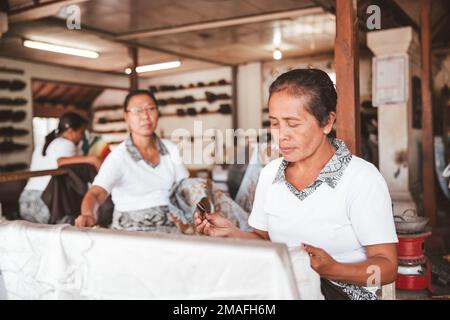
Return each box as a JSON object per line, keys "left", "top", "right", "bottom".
{"left": 0, "top": 0, "right": 8, "bottom": 38}
{"left": 420, "top": 0, "right": 436, "bottom": 226}
{"left": 128, "top": 47, "right": 138, "bottom": 91}
{"left": 334, "top": 0, "right": 361, "bottom": 156}
{"left": 368, "top": 27, "right": 422, "bottom": 216}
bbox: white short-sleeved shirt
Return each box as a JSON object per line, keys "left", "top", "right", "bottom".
{"left": 25, "top": 137, "right": 80, "bottom": 191}
{"left": 248, "top": 139, "right": 398, "bottom": 265}
{"left": 92, "top": 136, "right": 189, "bottom": 212}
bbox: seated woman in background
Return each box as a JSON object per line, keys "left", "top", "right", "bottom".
{"left": 195, "top": 69, "right": 398, "bottom": 300}
{"left": 19, "top": 112, "right": 102, "bottom": 224}
{"left": 75, "top": 90, "right": 189, "bottom": 233}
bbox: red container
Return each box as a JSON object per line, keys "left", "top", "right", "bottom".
{"left": 396, "top": 274, "right": 428, "bottom": 290}
{"left": 396, "top": 231, "right": 431, "bottom": 259}
{"left": 396, "top": 261, "right": 433, "bottom": 291}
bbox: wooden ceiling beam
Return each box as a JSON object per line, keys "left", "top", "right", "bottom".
{"left": 44, "top": 17, "right": 229, "bottom": 67}
{"left": 115, "top": 7, "right": 323, "bottom": 41}
{"left": 312, "top": 0, "right": 420, "bottom": 33}
{"left": 8, "top": 0, "right": 88, "bottom": 24}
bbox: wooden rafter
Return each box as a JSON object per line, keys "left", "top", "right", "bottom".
{"left": 8, "top": 0, "right": 88, "bottom": 23}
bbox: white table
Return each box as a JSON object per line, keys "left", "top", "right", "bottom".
{"left": 0, "top": 220, "right": 323, "bottom": 300}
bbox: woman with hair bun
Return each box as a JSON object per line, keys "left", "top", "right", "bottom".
{"left": 19, "top": 112, "right": 102, "bottom": 223}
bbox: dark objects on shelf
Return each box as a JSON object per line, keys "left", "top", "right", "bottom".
{"left": 0, "top": 80, "right": 9, "bottom": 90}
{"left": 0, "top": 162, "right": 28, "bottom": 172}
{"left": 186, "top": 107, "right": 197, "bottom": 116}
{"left": 0, "top": 79, "right": 26, "bottom": 91}
{"left": 158, "top": 95, "right": 196, "bottom": 106}
{"left": 0, "top": 97, "right": 28, "bottom": 106}
{"left": 97, "top": 117, "right": 108, "bottom": 124}
{"left": 205, "top": 91, "right": 231, "bottom": 103}
{"left": 149, "top": 79, "right": 231, "bottom": 93}
{"left": 10, "top": 80, "right": 27, "bottom": 91}
{"left": 159, "top": 85, "right": 178, "bottom": 92}
{"left": 0, "top": 110, "right": 26, "bottom": 122}
{"left": 0, "top": 126, "right": 29, "bottom": 137}
{"left": 176, "top": 109, "right": 186, "bottom": 116}
{"left": 157, "top": 99, "right": 167, "bottom": 106}
{"left": 97, "top": 117, "right": 123, "bottom": 124}
{"left": 11, "top": 111, "right": 26, "bottom": 122}
{"left": 93, "top": 105, "right": 122, "bottom": 112}
{"left": 217, "top": 104, "right": 232, "bottom": 114}
{"left": 0, "top": 139, "right": 29, "bottom": 153}
{"left": 92, "top": 129, "right": 128, "bottom": 134}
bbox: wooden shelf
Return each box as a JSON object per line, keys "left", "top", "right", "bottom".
{"left": 159, "top": 111, "right": 230, "bottom": 117}
{"left": 150, "top": 82, "right": 231, "bottom": 94}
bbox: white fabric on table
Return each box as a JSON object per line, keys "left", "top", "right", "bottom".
{"left": 0, "top": 220, "right": 322, "bottom": 300}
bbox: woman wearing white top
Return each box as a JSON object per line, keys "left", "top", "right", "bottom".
{"left": 194, "top": 69, "right": 398, "bottom": 300}
{"left": 75, "top": 90, "right": 189, "bottom": 232}
{"left": 19, "top": 112, "right": 102, "bottom": 223}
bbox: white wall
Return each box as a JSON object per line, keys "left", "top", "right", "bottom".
{"left": 143, "top": 67, "right": 233, "bottom": 138}
{"left": 142, "top": 67, "right": 233, "bottom": 169}
{"left": 92, "top": 89, "right": 128, "bottom": 109}
{"left": 237, "top": 62, "right": 262, "bottom": 131}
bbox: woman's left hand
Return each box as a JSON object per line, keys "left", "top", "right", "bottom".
{"left": 303, "top": 243, "right": 339, "bottom": 277}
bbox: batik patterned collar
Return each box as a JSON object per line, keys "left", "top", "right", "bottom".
{"left": 125, "top": 133, "right": 168, "bottom": 168}
{"left": 272, "top": 138, "right": 352, "bottom": 201}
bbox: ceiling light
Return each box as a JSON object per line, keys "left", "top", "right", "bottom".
{"left": 124, "top": 68, "right": 132, "bottom": 75}
{"left": 23, "top": 40, "right": 99, "bottom": 59}
{"left": 135, "top": 60, "right": 181, "bottom": 73}
{"left": 273, "top": 49, "right": 282, "bottom": 60}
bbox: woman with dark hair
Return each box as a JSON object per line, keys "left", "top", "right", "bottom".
{"left": 75, "top": 90, "right": 189, "bottom": 232}
{"left": 195, "top": 69, "right": 398, "bottom": 300}
{"left": 19, "top": 112, "right": 102, "bottom": 223}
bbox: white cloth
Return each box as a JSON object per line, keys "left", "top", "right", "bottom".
{"left": 0, "top": 220, "right": 322, "bottom": 299}
{"left": 249, "top": 156, "right": 398, "bottom": 264}
{"left": 92, "top": 139, "right": 189, "bottom": 212}
{"left": 24, "top": 137, "right": 80, "bottom": 191}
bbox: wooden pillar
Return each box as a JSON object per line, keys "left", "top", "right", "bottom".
{"left": 420, "top": 0, "right": 437, "bottom": 225}
{"left": 128, "top": 47, "right": 138, "bottom": 91}
{"left": 334, "top": 0, "right": 361, "bottom": 156}
{"left": 231, "top": 66, "right": 238, "bottom": 130}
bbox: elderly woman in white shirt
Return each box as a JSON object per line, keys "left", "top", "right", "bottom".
{"left": 75, "top": 90, "right": 189, "bottom": 232}
{"left": 19, "top": 112, "right": 102, "bottom": 223}
{"left": 194, "top": 69, "right": 398, "bottom": 300}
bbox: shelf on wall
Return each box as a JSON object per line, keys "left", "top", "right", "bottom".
{"left": 150, "top": 82, "right": 231, "bottom": 94}
{"left": 0, "top": 67, "right": 25, "bottom": 75}
{"left": 159, "top": 110, "right": 232, "bottom": 117}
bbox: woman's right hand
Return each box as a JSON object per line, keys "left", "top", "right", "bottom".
{"left": 194, "top": 211, "right": 238, "bottom": 237}
{"left": 74, "top": 213, "right": 96, "bottom": 228}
